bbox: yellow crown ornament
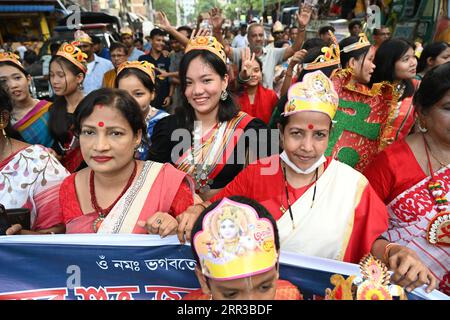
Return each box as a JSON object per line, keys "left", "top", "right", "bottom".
{"left": 185, "top": 36, "right": 227, "bottom": 65}
{"left": 342, "top": 33, "right": 371, "bottom": 53}
{"left": 0, "top": 52, "right": 25, "bottom": 72}
{"left": 117, "top": 61, "right": 156, "bottom": 85}
{"left": 325, "top": 254, "right": 408, "bottom": 300}
{"left": 56, "top": 42, "right": 88, "bottom": 73}
{"left": 283, "top": 70, "right": 339, "bottom": 120}
{"left": 303, "top": 31, "right": 341, "bottom": 71}
{"left": 193, "top": 198, "right": 278, "bottom": 281}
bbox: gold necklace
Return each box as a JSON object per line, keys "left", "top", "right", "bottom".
{"left": 423, "top": 135, "right": 449, "bottom": 169}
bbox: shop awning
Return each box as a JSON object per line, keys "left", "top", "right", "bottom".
{"left": 0, "top": 5, "right": 55, "bottom": 12}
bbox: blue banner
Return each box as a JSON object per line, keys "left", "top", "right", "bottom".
{"left": 0, "top": 234, "right": 447, "bottom": 300}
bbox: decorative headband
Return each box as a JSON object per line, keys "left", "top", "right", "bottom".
{"left": 0, "top": 52, "right": 25, "bottom": 73}
{"left": 185, "top": 36, "right": 227, "bottom": 65}
{"left": 342, "top": 33, "right": 371, "bottom": 53}
{"left": 283, "top": 70, "right": 339, "bottom": 120}
{"left": 303, "top": 31, "right": 341, "bottom": 71}
{"left": 56, "top": 42, "right": 88, "bottom": 73}
{"left": 117, "top": 60, "right": 156, "bottom": 85}
{"left": 193, "top": 198, "right": 278, "bottom": 281}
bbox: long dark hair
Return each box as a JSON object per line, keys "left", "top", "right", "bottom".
{"left": 48, "top": 56, "right": 85, "bottom": 145}
{"left": 0, "top": 85, "right": 22, "bottom": 140}
{"left": 370, "top": 38, "right": 416, "bottom": 99}
{"left": 74, "top": 88, "right": 147, "bottom": 146}
{"left": 176, "top": 50, "right": 239, "bottom": 132}
{"left": 414, "top": 61, "right": 450, "bottom": 114}
{"left": 417, "top": 41, "right": 449, "bottom": 73}
{"left": 339, "top": 36, "right": 371, "bottom": 69}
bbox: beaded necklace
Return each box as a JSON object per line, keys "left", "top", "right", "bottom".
{"left": 422, "top": 134, "right": 450, "bottom": 246}
{"left": 90, "top": 160, "right": 137, "bottom": 232}
{"left": 191, "top": 122, "right": 221, "bottom": 193}
{"left": 281, "top": 163, "right": 318, "bottom": 230}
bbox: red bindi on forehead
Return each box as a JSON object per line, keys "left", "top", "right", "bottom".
{"left": 98, "top": 121, "right": 104, "bottom": 127}
{"left": 308, "top": 124, "right": 314, "bottom": 130}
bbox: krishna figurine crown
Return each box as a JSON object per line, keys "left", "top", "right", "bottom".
{"left": 325, "top": 254, "right": 407, "bottom": 300}
{"left": 283, "top": 70, "right": 339, "bottom": 120}
{"left": 185, "top": 36, "right": 227, "bottom": 65}
{"left": 193, "top": 198, "right": 278, "bottom": 281}
{"left": 117, "top": 60, "right": 156, "bottom": 85}
{"left": 303, "top": 31, "right": 341, "bottom": 71}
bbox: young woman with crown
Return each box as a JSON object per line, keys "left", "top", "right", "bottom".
{"left": 364, "top": 62, "right": 450, "bottom": 295}
{"left": 115, "top": 60, "right": 169, "bottom": 160}
{"left": 188, "top": 71, "right": 437, "bottom": 294}
{"left": 48, "top": 41, "right": 87, "bottom": 172}
{"left": 148, "top": 32, "right": 271, "bottom": 202}
{"left": 327, "top": 33, "right": 396, "bottom": 172}
{"left": 59, "top": 88, "right": 195, "bottom": 234}
{"left": 0, "top": 52, "right": 54, "bottom": 147}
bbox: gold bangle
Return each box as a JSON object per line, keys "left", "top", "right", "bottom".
{"left": 383, "top": 242, "right": 400, "bottom": 266}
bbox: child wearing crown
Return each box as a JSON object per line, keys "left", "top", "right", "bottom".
{"left": 185, "top": 196, "right": 302, "bottom": 300}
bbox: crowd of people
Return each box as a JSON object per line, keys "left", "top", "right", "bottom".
{"left": 0, "top": 3, "right": 449, "bottom": 300}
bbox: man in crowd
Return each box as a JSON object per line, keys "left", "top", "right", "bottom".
{"left": 74, "top": 30, "right": 113, "bottom": 94}
{"left": 372, "top": 26, "right": 391, "bottom": 51}
{"left": 231, "top": 23, "right": 249, "bottom": 48}
{"left": 102, "top": 42, "right": 129, "bottom": 88}
{"left": 91, "top": 35, "right": 110, "bottom": 60}
{"left": 318, "top": 25, "right": 336, "bottom": 45}
{"left": 348, "top": 20, "right": 363, "bottom": 37}
{"left": 121, "top": 27, "right": 145, "bottom": 61}
{"left": 139, "top": 28, "right": 173, "bottom": 110}
{"left": 211, "top": 6, "right": 312, "bottom": 89}
{"left": 288, "top": 26, "right": 298, "bottom": 45}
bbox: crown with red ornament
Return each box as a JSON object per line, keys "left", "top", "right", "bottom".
{"left": 117, "top": 60, "right": 156, "bottom": 85}
{"left": 56, "top": 42, "right": 88, "bottom": 73}
{"left": 303, "top": 31, "right": 340, "bottom": 70}
{"left": 185, "top": 36, "right": 227, "bottom": 65}
{"left": 325, "top": 254, "right": 407, "bottom": 300}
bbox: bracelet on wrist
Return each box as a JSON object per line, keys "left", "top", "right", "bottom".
{"left": 382, "top": 242, "right": 400, "bottom": 266}
{"left": 238, "top": 74, "right": 250, "bottom": 83}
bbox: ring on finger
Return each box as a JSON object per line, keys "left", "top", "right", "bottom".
{"left": 156, "top": 218, "right": 162, "bottom": 225}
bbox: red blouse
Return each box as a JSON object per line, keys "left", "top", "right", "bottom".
{"left": 237, "top": 84, "right": 278, "bottom": 124}
{"left": 60, "top": 173, "right": 193, "bottom": 226}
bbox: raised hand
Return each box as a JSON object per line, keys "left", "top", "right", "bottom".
{"left": 155, "top": 11, "right": 172, "bottom": 31}
{"left": 288, "top": 49, "right": 307, "bottom": 68}
{"left": 209, "top": 7, "right": 224, "bottom": 31}
{"left": 297, "top": 4, "right": 313, "bottom": 27}
{"left": 190, "top": 28, "right": 211, "bottom": 40}
{"left": 240, "top": 47, "right": 256, "bottom": 80}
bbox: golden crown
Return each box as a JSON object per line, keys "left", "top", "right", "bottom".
{"left": 73, "top": 30, "right": 92, "bottom": 45}
{"left": 342, "top": 33, "right": 371, "bottom": 53}
{"left": 185, "top": 36, "right": 227, "bottom": 65}
{"left": 303, "top": 31, "right": 341, "bottom": 70}
{"left": 218, "top": 206, "right": 239, "bottom": 224}
{"left": 325, "top": 254, "right": 407, "bottom": 300}
{"left": 0, "top": 52, "right": 25, "bottom": 71}
{"left": 56, "top": 42, "right": 88, "bottom": 73}
{"left": 283, "top": 70, "right": 339, "bottom": 120}
{"left": 117, "top": 60, "right": 156, "bottom": 85}
{"left": 193, "top": 198, "right": 278, "bottom": 281}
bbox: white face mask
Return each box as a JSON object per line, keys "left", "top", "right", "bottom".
{"left": 280, "top": 151, "right": 326, "bottom": 175}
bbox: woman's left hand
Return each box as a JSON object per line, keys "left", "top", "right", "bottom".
{"left": 387, "top": 245, "right": 438, "bottom": 293}
{"left": 138, "top": 212, "right": 178, "bottom": 238}
{"left": 6, "top": 224, "right": 22, "bottom": 235}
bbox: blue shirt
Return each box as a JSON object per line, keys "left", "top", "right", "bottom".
{"left": 128, "top": 47, "right": 145, "bottom": 61}
{"left": 83, "top": 54, "right": 114, "bottom": 94}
